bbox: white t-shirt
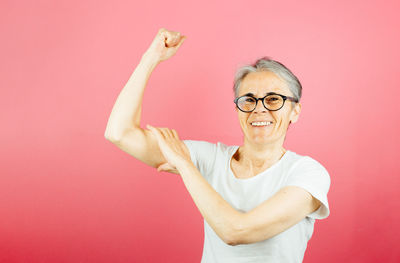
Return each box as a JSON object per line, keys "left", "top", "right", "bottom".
{"left": 182, "top": 140, "right": 331, "bottom": 263}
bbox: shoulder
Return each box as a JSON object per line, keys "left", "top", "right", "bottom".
{"left": 284, "top": 151, "right": 332, "bottom": 219}
{"left": 284, "top": 151, "right": 331, "bottom": 188}
{"left": 287, "top": 151, "right": 330, "bottom": 175}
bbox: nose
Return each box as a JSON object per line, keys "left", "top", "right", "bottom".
{"left": 253, "top": 99, "right": 268, "bottom": 113}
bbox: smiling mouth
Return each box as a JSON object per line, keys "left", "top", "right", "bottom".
{"left": 250, "top": 121, "right": 273, "bottom": 127}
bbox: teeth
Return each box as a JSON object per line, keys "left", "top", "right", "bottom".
{"left": 251, "top": 121, "right": 272, "bottom": 126}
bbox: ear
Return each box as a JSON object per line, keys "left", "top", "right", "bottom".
{"left": 289, "top": 102, "right": 301, "bottom": 124}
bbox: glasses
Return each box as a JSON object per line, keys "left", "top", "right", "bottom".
{"left": 234, "top": 92, "right": 298, "bottom": 112}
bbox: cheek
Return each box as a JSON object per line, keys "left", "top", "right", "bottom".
{"left": 274, "top": 115, "right": 289, "bottom": 131}
{"left": 240, "top": 119, "right": 249, "bottom": 130}
{"left": 238, "top": 114, "right": 248, "bottom": 127}
{"left": 273, "top": 119, "right": 282, "bottom": 132}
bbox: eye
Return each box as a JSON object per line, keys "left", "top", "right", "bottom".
{"left": 265, "top": 95, "right": 282, "bottom": 103}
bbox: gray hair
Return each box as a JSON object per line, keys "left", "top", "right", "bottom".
{"left": 233, "top": 56, "right": 302, "bottom": 108}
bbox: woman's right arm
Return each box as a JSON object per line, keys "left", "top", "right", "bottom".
{"left": 104, "top": 28, "right": 186, "bottom": 171}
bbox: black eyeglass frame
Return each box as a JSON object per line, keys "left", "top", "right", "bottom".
{"left": 233, "top": 92, "right": 299, "bottom": 112}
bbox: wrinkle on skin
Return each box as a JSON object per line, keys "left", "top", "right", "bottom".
{"left": 233, "top": 71, "right": 301, "bottom": 175}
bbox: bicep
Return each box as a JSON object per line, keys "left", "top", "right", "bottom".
{"left": 110, "top": 127, "right": 169, "bottom": 170}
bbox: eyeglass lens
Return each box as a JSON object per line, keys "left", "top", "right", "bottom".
{"left": 237, "top": 95, "right": 284, "bottom": 111}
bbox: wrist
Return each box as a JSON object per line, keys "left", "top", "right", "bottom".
{"left": 141, "top": 53, "right": 160, "bottom": 67}
{"left": 176, "top": 159, "right": 196, "bottom": 173}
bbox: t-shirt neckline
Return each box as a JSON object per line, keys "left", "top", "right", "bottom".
{"left": 228, "top": 145, "right": 291, "bottom": 182}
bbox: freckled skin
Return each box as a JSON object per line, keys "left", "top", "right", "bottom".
{"left": 234, "top": 71, "right": 302, "bottom": 168}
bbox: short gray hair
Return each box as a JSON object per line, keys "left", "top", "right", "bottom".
{"left": 233, "top": 56, "right": 302, "bottom": 108}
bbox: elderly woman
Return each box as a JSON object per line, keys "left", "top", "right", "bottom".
{"left": 105, "top": 28, "right": 331, "bottom": 263}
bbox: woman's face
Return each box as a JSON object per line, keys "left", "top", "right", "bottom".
{"left": 236, "top": 71, "right": 301, "bottom": 146}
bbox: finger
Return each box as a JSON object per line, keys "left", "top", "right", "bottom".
{"left": 166, "top": 31, "right": 183, "bottom": 47}
{"left": 147, "top": 125, "right": 163, "bottom": 140}
{"left": 148, "top": 125, "right": 175, "bottom": 140}
{"left": 157, "top": 162, "right": 175, "bottom": 172}
{"left": 164, "top": 31, "right": 177, "bottom": 47}
{"left": 160, "top": 127, "right": 173, "bottom": 138}
{"left": 157, "top": 163, "right": 166, "bottom": 172}
{"left": 169, "top": 30, "right": 181, "bottom": 40}
{"left": 156, "top": 127, "right": 166, "bottom": 138}
{"left": 171, "top": 129, "right": 179, "bottom": 139}
{"left": 172, "top": 35, "right": 186, "bottom": 50}
{"left": 157, "top": 29, "right": 168, "bottom": 44}
{"left": 172, "top": 32, "right": 181, "bottom": 44}
{"left": 146, "top": 124, "right": 157, "bottom": 133}
{"left": 166, "top": 128, "right": 175, "bottom": 138}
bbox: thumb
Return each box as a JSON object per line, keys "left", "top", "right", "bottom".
{"left": 146, "top": 124, "right": 158, "bottom": 136}
{"left": 173, "top": 35, "right": 186, "bottom": 50}
{"left": 157, "top": 162, "right": 175, "bottom": 172}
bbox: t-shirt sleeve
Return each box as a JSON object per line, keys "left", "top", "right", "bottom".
{"left": 182, "top": 140, "right": 218, "bottom": 181}
{"left": 285, "top": 156, "right": 331, "bottom": 220}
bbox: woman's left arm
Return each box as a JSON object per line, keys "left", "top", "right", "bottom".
{"left": 178, "top": 163, "right": 321, "bottom": 246}
{"left": 177, "top": 162, "right": 243, "bottom": 245}
{"left": 146, "top": 125, "right": 321, "bottom": 246}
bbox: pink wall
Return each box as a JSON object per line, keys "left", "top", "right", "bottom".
{"left": 1, "top": 0, "right": 399, "bottom": 262}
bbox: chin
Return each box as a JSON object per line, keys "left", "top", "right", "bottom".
{"left": 250, "top": 136, "right": 273, "bottom": 145}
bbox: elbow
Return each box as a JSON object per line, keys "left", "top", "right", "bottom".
{"left": 225, "top": 230, "right": 245, "bottom": 246}
{"left": 221, "top": 231, "right": 237, "bottom": 246}
{"left": 104, "top": 133, "right": 114, "bottom": 142}
{"left": 224, "top": 231, "right": 242, "bottom": 246}
{"left": 225, "top": 239, "right": 239, "bottom": 247}
{"left": 225, "top": 220, "right": 276, "bottom": 246}
{"left": 104, "top": 125, "right": 125, "bottom": 143}
{"left": 104, "top": 131, "right": 121, "bottom": 143}
{"left": 223, "top": 218, "right": 247, "bottom": 246}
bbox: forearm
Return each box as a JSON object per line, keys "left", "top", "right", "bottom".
{"left": 177, "top": 162, "right": 243, "bottom": 244}
{"left": 104, "top": 53, "right": 159, "bottom": 141}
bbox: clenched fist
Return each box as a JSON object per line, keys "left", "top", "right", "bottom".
{"left": 143, "top": 28, "right": 186, "bottom": 64}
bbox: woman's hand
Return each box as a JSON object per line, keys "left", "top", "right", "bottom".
{"left": 146, "top": 124, "right": 192, "bottom": 172}
{"left": 143, "top": 28, "right": 186, "bottom": 64}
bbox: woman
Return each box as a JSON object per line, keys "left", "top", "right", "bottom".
{"left": 104, "top": 28, "right": 331, "bottom": 263}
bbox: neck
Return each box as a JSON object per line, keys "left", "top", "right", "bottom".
{"left": 234, "top": 139, "right": 286, "bottom": 169}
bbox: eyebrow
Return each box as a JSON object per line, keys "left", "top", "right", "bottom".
{"left": 243, "top": 92, "right": 279, "bottom": 97}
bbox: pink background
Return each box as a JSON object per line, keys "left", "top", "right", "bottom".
{"left": 1, "top": 0, "right": 399, "bottom": 262}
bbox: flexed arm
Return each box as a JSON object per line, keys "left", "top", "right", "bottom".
{"left": 104, "top": 28, "right": 186, "bottom": 171}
